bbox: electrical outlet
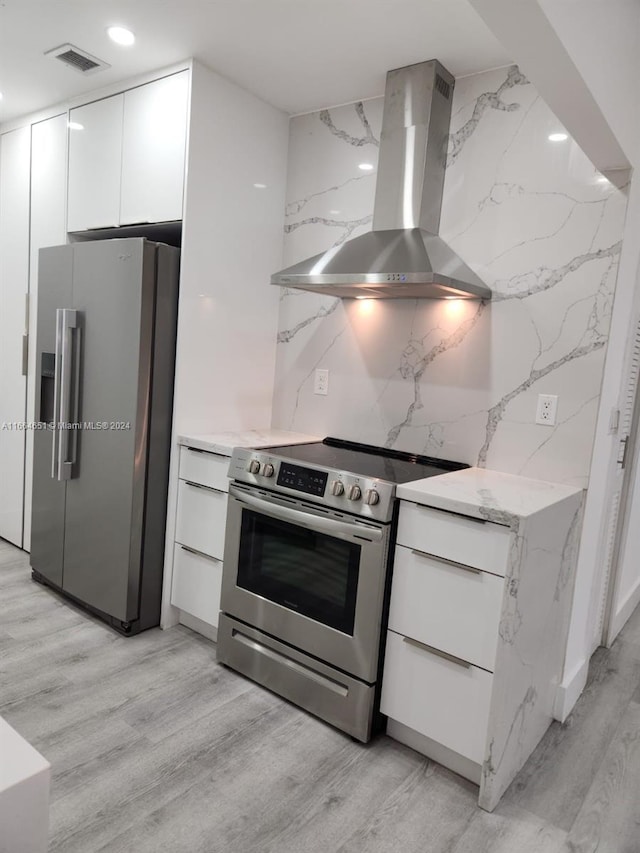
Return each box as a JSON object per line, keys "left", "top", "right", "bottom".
{"left": 314, "top": 369, "right": 329, "bottom": 396}
{"left": 536, "top": 394, "right": 558, "bottom": 426}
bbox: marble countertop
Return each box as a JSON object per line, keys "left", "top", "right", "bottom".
{"left": 177, "top": 429, "right": 320, "bottom": 456}
{"left": 0, "top": 716, "right": 50, "bottom": 792}
{"left": 397, "top": 467, "right": 582, "bottom": 522}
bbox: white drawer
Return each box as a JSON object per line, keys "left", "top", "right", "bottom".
{"left": 179, "top": 446, "right": 230, "bottom": 492}
{"left": 389, "top": 544, "right": 503, "bottom": 672}
{"left": 381, "top": 629, "right": 492, "bottom": 765}
{"left": 175, "top": 480, "right": 228, "bottom": 560}
{"left": 171, "top": 542, "right": 222, "bottom": 627}
{"left": 397, "top": 501, "right": 511, "bottom": 577}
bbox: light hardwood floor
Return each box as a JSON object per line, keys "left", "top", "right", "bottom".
{"left": 1, "top": 538, "right": 639, "bottom": 852}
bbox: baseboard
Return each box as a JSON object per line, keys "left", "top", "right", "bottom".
{"left": 386, "top": 719, "right": 482, "bottom": 786}
{"left": 554, "top": 656, "right": 589, "bottom": 722}
{"left": 178, "top": 610, "right": 218, "bottom": 643}
{"left": 609, "top": 577, "right": 640, "bottom": 644}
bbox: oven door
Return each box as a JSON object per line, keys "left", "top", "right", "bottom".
{"left": 221, "top": 483, "right": 391, "bottom": 683}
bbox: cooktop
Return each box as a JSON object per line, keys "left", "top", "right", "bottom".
{"left": 264, "top": 437, "right": 468, "bottom": 484}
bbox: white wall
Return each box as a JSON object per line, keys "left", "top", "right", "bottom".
{"left": 160, "top": 59, "right": 289, "bottom": 626}
{"left": 538, "top": 0, "right": 640, "bottom": 167}
{"left": 172, "top": 61, "right": 289, "bottom": 436}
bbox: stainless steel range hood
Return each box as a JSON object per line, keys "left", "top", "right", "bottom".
{"left": 271, "top": 60, "right": 491, "bottom": 300}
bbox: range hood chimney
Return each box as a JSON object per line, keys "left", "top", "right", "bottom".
{"left": 271, "top": 60, "right": 491, "bottom": 300}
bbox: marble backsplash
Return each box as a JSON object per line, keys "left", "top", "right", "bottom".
{"left": 272, "top": 66, "right": 628, "bottom": 487}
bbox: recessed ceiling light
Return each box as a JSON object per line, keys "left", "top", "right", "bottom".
{"left": 107, "top": 26, "right": 135, "bottom": 46}
{"left": 253, "top": 183, "right": 267, "bottom": 189}
{"left": 67, "top": 121, "right": 84, "bottom": 131}
{"left": 548, "top": 132, "right": 568, "bottom": 142}
{"left": 358, "top": 163, "right": 374, "bottom": 171}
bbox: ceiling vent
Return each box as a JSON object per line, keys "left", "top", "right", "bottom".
{"left": 45, "top": 43, "right": 111, "bottom": 75}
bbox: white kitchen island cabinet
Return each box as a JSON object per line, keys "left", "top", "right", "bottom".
{"left": 67, "top": 70, "right": 188, "bottom": 232}
{"left": 381, "top": 467, "right": 583, "bottom": 812}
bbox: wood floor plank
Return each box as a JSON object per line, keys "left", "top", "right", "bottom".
{"left": 2, "top": 540, "right": 640, "bottom": 852}
{"left": 335, "top": 763, "right": 478, "bottom": 853}
{"left": 564, "top": 700, "right": 640, "bottom": 853}
{"left": 49, "top": 692, "right": 295, "bottom": 852}
{"left": 450, "top": 804, "right": 568, "bottom": 852}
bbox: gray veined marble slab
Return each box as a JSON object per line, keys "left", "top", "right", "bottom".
{"left": 396, "top": 466, "right": 582, "bottom": 522}
{"left": 272, "top": 64, "right": 628, "bottom": 489}
{"left": 479, "top": 489, "right": 583, "bottom": 810}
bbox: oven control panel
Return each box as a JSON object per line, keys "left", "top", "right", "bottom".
{"left": 227, "top": 448, "right": 396, "bottom": 522}
{"left": 276, "top": 462, "right": 328, "bottom": 496}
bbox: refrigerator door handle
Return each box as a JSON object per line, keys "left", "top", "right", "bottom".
{"left": 56, "top": 309, "right": 78, "bottom": 481}
{"left": 69, "top": 324, "right": 82, "bottom": 471}
{"left": 51, "top": 309, "right": 64, "bottom": 478}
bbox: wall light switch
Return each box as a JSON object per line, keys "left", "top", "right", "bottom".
{"left": 314, "top": 369, "right": 329, "bottom": 396}
{"left": 536, "top": 394, "right": 558, "bottom": 426}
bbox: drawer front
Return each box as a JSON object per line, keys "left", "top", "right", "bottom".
{"left": 175, "top": 480, "right": 228, "bottom": 560}
{"left": 171, "top": 543, "right": 222, "bottom": 627}
{"left": 389, "top": 545, "right": 503, "bottom": 672}
{"left": 397, "top": 501, "right": 511, "bottom": 576}
{"left": 381, "top": 629, "right": 492, "bottom": 765}
{"left": 179, "top": 446, "right": 230, "bottom": 492}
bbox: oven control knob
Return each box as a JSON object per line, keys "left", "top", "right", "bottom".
{"left": 248, "top": 459, "right": 261, "bottom": 474}
{"left": 348, "top": 484, "right": 362, "bottom": 501}
{"left": 365, "top": 489, "right": 380, "bottom": 506}
{"left": 330, "top": 480, "right": 345, "bottom": 496}
{"left": 262, "top": 463, "right": 275, "bottom": 478}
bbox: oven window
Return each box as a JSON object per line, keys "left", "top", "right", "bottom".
{"left": 237, "top": 509, "right": 360, "bottom": 635}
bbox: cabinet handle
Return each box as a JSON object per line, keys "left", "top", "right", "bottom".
{"left": 411, "top": 548, "right": 481, "bottom": 575}
{"left": 21, "top": 334, "right": 29, "bottom": 376}
{"left": 417, "top": 504, "right": 486, "bottom": 524}
{"left": 180, "top": 544, "right": 221, "bottom": 562}
{"left": 402, "top": 636, "right": 471, "bottom": 669}
{"left": 184, "top": 480, "right": 223, "bottom": 494}
{"left": 186, "top": 447, "right": 222, "bottom": 456}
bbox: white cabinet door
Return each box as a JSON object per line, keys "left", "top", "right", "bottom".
{"left": 381, "top": 629, "right": 493, "bottom": 765}
{"left": 175, "top": 480, "right": 228, "bottom": 560}
{"left": 120, "top": 72, "right": 188, "bottom": 225}
{"left": 178, "top": 446, "right": 230, "bottom": 492}
{"left": 23, "top": 114, "right": 68, "bottom": 552}
{"left": 67, "top": 94, "right": 123, "bottom": 231}
{"left": 171, "top": 543, "right": 222, "bottom": 627}
{"left": 388, "top": 544, "right": 504, "bottom": 672}
{"left": 397, "top": 501, "right": 511, "bottom": 577}
{"left": 0, "top": 126, "right": 31, "bottom": 546}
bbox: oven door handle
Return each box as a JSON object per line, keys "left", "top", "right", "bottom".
{"left": 231, "top": 489, "right": 383, "bottom": 543}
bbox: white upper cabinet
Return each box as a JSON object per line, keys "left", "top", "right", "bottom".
{"left": 120, "top": 71, "right": 189, "bottom": 225}
{"left": 67, "top": 94, "right": 124, "bottom": 231}
{"left": 67, "top": 71, "right": 189, "bottom": 232}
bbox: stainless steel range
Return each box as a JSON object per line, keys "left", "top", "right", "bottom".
{"left": 217, "top": 437, "right": 467, "bottom": 742}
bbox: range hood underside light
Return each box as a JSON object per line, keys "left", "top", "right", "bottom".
{"left": 272, "top": 60, "right": 492, "bottom": 301}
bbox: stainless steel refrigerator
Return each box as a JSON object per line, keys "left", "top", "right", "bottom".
{"left": 30, "top": 238, "right": 179, "bottom": 635}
